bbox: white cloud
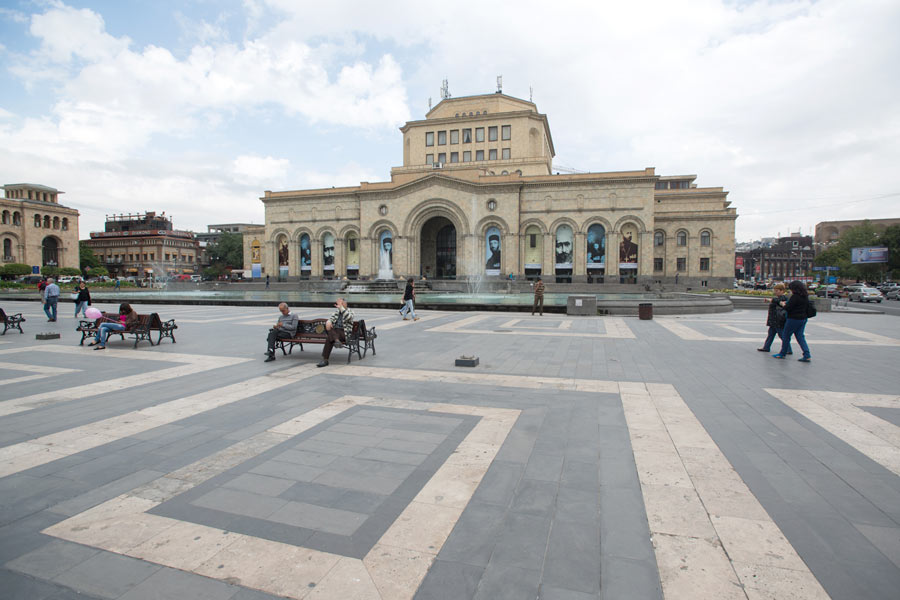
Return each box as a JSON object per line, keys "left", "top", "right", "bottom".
{"left": 232, "top": 154, "right": 290, "bottom": 183}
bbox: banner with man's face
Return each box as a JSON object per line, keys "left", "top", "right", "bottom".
{"left": 586, "top": 224, "right": 605, "bottom": 266}
{"left": 322, "top": 233, "right": 335, "bottom": 270}
{"left": 299, "top": 234, "right": 311, "bottom": 270}
{"left": 379, "top": 230, "right": 393, "bottom": 268}
{"left": 619, "top": 224, "right": 639, "bottom": 268}
{"left": 555, "top": 225, "right": 573, "bottom": 268}
{"left": 485, "top": 226, "right": 501, "bottom": 274}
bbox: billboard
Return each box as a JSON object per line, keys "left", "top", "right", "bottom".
{"left": 851, "top": 247, "right": 888, "bottom": 264}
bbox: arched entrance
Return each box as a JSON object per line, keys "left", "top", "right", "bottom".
{"left": 420, "top": 216, "right": 456, "bottom": 279}
{"left": 42, "top": 236, "right": 59, "bottom": 268}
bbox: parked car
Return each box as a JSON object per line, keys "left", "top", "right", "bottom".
{"left": 886, "top": 289, "right": 900, "bottom": 300}
{"left": 57, "top": 276, "right": 75, "bottom": 284}
{"left": 17, "top": 275, "right": 44, "bottom": 284}
{"left": 189, "top": 275, "right": 202, "bottom": 282}
{"left": 816, "top": 284, "right": 839, "bottom": 298}
{"left": 848, "top": 287, "right": 883, "bottom": 303}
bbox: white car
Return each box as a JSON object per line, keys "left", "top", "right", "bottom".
{"left": 57, "top": 276, "right": 74, "bottom": 283}
{"left": 848, "top": 287, "right": 883, "bottom": 303}
{"left": 886, "top": 289, "right": 900, "bottom": 300}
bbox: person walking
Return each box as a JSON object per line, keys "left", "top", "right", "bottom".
{"left": 43, "top": 277, "right": 60, "bottom": 322}
{"left": 114, "top": 278, "right": 121, "bottom": 291}
{"left": 773, "top": 280, "right": 812, "bottom": 362}
{"left": 265, "top": 274, "right": 270, "bottom": 290}
{"left": 757, "top": 282, "right": 788, "bottom": 353}
{"left": 532, "top": 277, "right": 545, "bottom": 316}
{"left": 399, "top": 277, "right": 419, "bottom": 321}
{"left": 264, "top": 303, "right": 299, "bottom": 362}
{"left": 74, "top": 280, "right": 91, "bottom": 318}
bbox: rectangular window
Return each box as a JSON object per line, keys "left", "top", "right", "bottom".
{"left": 450, "top": 152, "right": 459, "bottom": 163}
{"left": 450, "top": 130, "right": 459, "bottom": 144}
{"left": 426, "top": 154, "right": 433, "bottom": 165}
{"left": 476, "top": 150, "right": 484, "bottom": 161}
{"left": 529, "top": 234, "right": 537, "bottom": 248}
{"left": 654, "top": 258, "right": 663, "bottom": 271}
{"left": 475, "top": 127, "right": 485, "bottom": 142}
{"left": 437, "top": 131, "right": 447, "bottom": 145}
{"left": 150, "top": 253, "right": 154, "bottom": 261}
{"left": 488, "top": 126, "right": 498, "bottom": 141}
{"left": 463, "top": 150, "right": 471, "bottom": 162}
{"left": 165, "top": 253, "right": 170, "bottom": 260}
{"left": 502, "top": 148, "right": 511, "bottom": 159}
{"left": 655, "top": 181, "right": 667, "bottom": 189}
{"left": 489, "top": 149, "right": 498, "bottom": 160}
{"left": 438, "top": 152, "right": 446, "bottom": 164}
{"left": 677, "top": 257, "right": 686, "bottom": 271}
{"left": 462, "top": 128, "right": 472, "bottom": 143}
{"left": 502, "top": 125, "right": 511, "bottom": 140}
{"left": 700, "top": 257, "right": 710, "bottom": 271}
{"left": 425, "top": 132, "right": 434, "bottom": 147}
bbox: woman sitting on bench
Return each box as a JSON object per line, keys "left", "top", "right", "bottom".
{"left": 90, "top": 303, "right": 139, "bottom": 350}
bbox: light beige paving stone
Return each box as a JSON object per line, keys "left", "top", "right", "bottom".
{"left": 363, "top": 544, "right": 433, "bottom": 600}
{"left": 378, "top": 502, "right": 463, "bottom": 555}
{"left": 51, "top": 512, "right": 178, "bottom": 554}
{"left": 643, "top": 484, "right": 717, "bottom": 538}
{"left": 130, "top": 521, "right": 238, "bottom": 571}
{"left": 195, "top": 536, "right": 341, "bottom": 599}
{"left": 633, "top": 450, "right": 694, "bottom": 488}
{"left": 653, "top": 533, "right": 746, "bottom": 600}
{"left": 734, "top": 562, "right": 831, "bottom": 600}
{"left": 414, "top": 463, "right": 485, "bottom": 509}
{"left": 711, "top": 516, "right": 807, "bottom": 571}
{"left": 307, "top": 557, "right": 382, "bottom": 600}
{"left": 690, "top": 477, "right": 771, "bottom": 521}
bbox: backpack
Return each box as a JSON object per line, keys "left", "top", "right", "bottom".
{"left": 806, "top": 298, "right": 817, "bottom": 319}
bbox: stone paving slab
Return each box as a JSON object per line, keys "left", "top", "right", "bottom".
{"left": 0, "top": 300, "right": 898, "bottom": 599}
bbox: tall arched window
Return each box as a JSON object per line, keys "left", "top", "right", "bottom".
{"left": 654, "top": 231, "right": 665, "bottom": 246}
{"left": 34, "top": 214, "right": 42, "bottom": 227}
{"left": 700, "top": 230, "right": 711, "bottom": 246}
{"left": 3, "top": 238, "right": 11, "bottom": 259}
{"left": 677, "top": 231, "right": 687, "bottom": 246}
{"left": 1, "top": 210, "right": 8, "bottom": 224}
{"left": 53, "top": 216, "right": 60, "bottom": 229}
{"left": 13, "top": 212, "right": 21, "bottom": 226}
{"left": 43, "top": 215, "right": 51, "bottom": 228}
{"left": 61, "top": 218, "right": 68, "bottom": 231}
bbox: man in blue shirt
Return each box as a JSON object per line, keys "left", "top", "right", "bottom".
{"left": 43, "top": 277, "right": 60, "bottom": 322}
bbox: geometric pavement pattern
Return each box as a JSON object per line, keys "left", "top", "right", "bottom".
{"left": 0, "top": 300, "right": 898, "bottom": 599}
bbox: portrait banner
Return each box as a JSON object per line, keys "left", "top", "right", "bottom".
{"left": 378, "top": 230, "right": 393, "bottom": 279}
{"left": 299, "top": 234, "right": 311, "bottom": 271}
{"left": 323, "top": 233, "right": 335, "bottom": 271}
{"left": 555, "top": 225, "right": 573, "bottom": 269}
{"left": 586, "top": 224, "right": 605, "bottom": 267}
{"left": 485, "top": 226, "right": 501, "bottom": 275}
{"left": 618, "top": 224, "right": 639, "bottom": 269}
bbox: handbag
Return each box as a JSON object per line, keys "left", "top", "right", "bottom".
{"left": 70, "top": 292, "right": 79, "bottom": 301}
{"left": 806, "top": 299, "right": 817, "bottom": 319}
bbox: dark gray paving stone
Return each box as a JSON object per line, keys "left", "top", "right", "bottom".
{"left": 488, "top": 512, "right": 551, "bottom": 571}
{"left": 524, "top": 452, "right": 565, "bottom": 482}
{"left": 414, "top": 560, "right": 483, "bottom": 600}
{"left": 271, "top": 448, "right": 338, "bottom": 468}
{"left": 538, "top": 585, "right": 599, "bottom": 599}
{"left": 0, "top": 568, "right": 89, "bottom": 600}
{"left": 249, "top": 460, "right": 323, "bottom": 482}
{"left": 221, "top": 473, "right": 295, "bottom": 497}
{"left": 192, "top": 488, "right": 287, "bottom": 519}
{"left": 438, "top": 502, "right": 506, "bottom": 567}
{"left": 52, "top": 550, "right": 160, "bottom": 599}
{"left": 859, "top": 406, "right": 900, "bottom": 428}
{"left": 117, "top": 567, "right": 237, "bottom": 600}
{"left": 47, "top": 469, "right": 165, "bottom": 517}
{"left": 471, "top": 461, "right": 523, "bottom": 507}
{"left": 473, "top": 564, "right": 540, "bottom": 600}
{"left": 354, "top": 447, "right": 429, "bottom": 465}
{"left": 510, "top": 479, "right": 558, "bottom": 518}
{"left": 267, "top": 500, "right": 367, "bottom": 535}
{"left": 542, "top": 519, "right": 600, "bottom": 594}
{"left": 5, "top": 539, "right": 99, "bottom": 580}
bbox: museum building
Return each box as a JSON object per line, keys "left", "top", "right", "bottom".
{"left": 1, "top": 183, "right": 80, "bottom": 271}
{"left": 256, "top": 93, "right": 736, "bottom": 287}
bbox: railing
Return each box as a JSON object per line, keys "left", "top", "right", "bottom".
{"left": 2, "top": 256, "right": 15, "bottom": 262}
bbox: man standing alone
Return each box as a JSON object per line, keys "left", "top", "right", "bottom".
{"left": 399, "top": 277, "right": 419, "bottom": 321}
{"left": 532, "top": 277, "right": 545, "bottom": 316}
{"left": 43, "top": 277, "right": 60, "bottom": 322}
{"left": 264, "top": 303, "right": 298, "bottom": 362}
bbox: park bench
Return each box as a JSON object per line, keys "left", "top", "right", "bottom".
{"left": 274, "top": 318, "right": 377, "bottom": 363}
{"left": 1, "top": 308, "right": 26, "bottom": 335}
{"left": 76, "top": 312, "right": 177, "bottom": 348}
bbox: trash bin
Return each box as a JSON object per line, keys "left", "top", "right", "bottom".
{"left": 638, "top": 303, "right": 653, "bottom": 320}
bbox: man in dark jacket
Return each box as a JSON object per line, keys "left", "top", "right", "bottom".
{"left": 757, "top": 283, "right": 788, "bottom": 353}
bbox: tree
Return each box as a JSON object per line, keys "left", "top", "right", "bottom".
{"left": 205, "top": 232, "right": 243, "bottom": 268}
{"left": 815, "top": 220, "right": 898, "bottom": 281}
{"left": 80, "top": 242, "right": 101, "bottom": 272}
{"left": 0, "top": 263, "right": 31, "bottom": 278}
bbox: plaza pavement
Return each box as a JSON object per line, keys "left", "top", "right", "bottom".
{"left": 0, "top": 298, "right": 898, "bottom": 600}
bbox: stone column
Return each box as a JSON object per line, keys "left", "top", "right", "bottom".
{"left": 543, "top": 232, "right": 554, "bottom": 276}
{"left": 311, "top": 236, "right": 321, "bottom": 279}
{"left": 573, "top": 231, "right": 585, "bottom": 278}
{"left": 607, "top": 232, "right": 619, "bottom": 278}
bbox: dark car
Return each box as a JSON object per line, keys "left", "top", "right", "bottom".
{"left": 17, "top": 275, "right": 44, "bottom": 284}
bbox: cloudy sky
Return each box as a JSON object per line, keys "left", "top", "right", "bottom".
{"left": 1, "top": 0, "right": 898, "bottom": 242}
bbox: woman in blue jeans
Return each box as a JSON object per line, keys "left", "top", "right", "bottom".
{"left": 89, "top": 303, "right": 138, "bottom": 350}
{"left": 773, "top": 281, "right": 812, "bottom": 362}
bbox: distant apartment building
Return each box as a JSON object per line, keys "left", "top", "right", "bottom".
{"left": 735, "top": 234, "right": 814, "bottom": 280}
{"left": 195, "top": 223, "right": 255, "bottom": 270}
{"left": 83, "top": 212, "right": 198, "bottom": 279}
{"left": 2, "top": 183, "right": 80, "bottom": 271}
{"left": 815, "top": 218, "right": 900, "bottom": 245}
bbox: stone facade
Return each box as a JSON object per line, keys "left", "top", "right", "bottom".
{"left": 257, "top": 93, "right": 736, "bottom": 287}
{"left": 815, "top": 218, "right": 900, "bottom": 245}
{"left": 1, "top": 183, "right": 80, "bottom": 271}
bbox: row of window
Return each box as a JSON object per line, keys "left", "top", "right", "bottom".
{"left": 427, "top": 147, "right": 511, "bottom": 165}
{"left": 426, "top": 125, "right": 511, "bottom": 147}
{"left": 2, "top": 210, "right": 70, "bottom": 230}
{"left": 4, "top": 190, "right": 57, "bottom": 202}
{"left": 655, "top": 180, "right": 691, "bottom": 190}
{"left": 654, "top": 257, "right": 711, "bottom": 271}
{"left": 654, "top": 231, "right": 712, "bottom": 247}
{"left": 104, "top": 253, "right": 194, "bottom": 262}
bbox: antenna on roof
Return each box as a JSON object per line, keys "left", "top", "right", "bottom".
{"left": 496, "top": 75, "right": 502, "bottom": 94}
{"left": 529, "top": 86, "right": 533, "bottom": 102}
{"left": 440, "top": 79, "right": 450, "bottom": 100}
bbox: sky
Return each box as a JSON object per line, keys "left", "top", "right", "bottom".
{"left": 1, "top": 0, "right": 898, "bottom": 243}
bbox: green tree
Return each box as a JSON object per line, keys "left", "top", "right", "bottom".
{"left": 80, "top": 242, "right": 101, "bottom": 272}
{"left": 205, "top": 232, "right": 243, "bottom": 269}
{"left": 0, "top": 263, "right": 32, "bottom": 278}
{"left": 815, "top": 220, "right": 896, "bottom": 281}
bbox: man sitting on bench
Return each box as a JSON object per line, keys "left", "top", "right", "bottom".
{"left": 317, "top": 297, "right": 355, "bottom": 368}
{"left": 264, "top": 302, "right": 299, "bottom": 362}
